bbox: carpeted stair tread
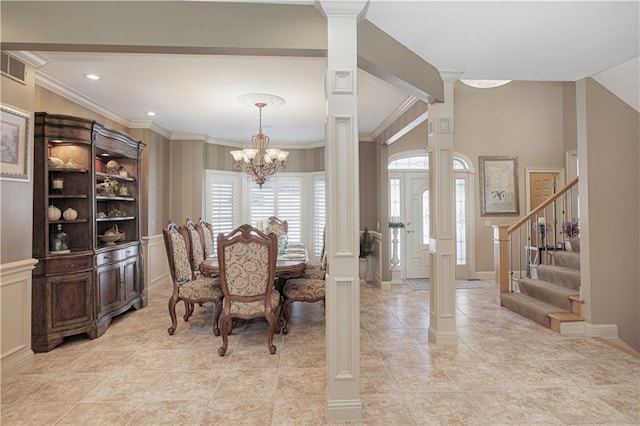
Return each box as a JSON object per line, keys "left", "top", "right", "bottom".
{"left": 534, "top": 264, "right": 581, "bottom": 291}
{"left": 500, "top": 293, "right": 566, "bottom": 328}
{"left": 518, "top": 278, "right": 578, "bottom": 311}
{"left": 552, "top": 251, "right": 581, "bottom": 270}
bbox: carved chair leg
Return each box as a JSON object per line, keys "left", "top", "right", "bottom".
{"left": 167, "top": 296, "right": 178, "bottom": 335}
{"left": 266, "top": 312, "right": 277, "bottom": 355}
{"left": 183, "top": 301, "right": 194, "bottom": 322}
{"left": 282, "top": 299, "right": 293, "bottom": 335}
{"left": 218, "top": 311, "right": 230, "bottom": 357}
{"left": 213, "top": 300, "right": 222, "bottom": 336}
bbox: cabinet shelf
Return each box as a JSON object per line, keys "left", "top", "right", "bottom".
{"left": 96, "top": 216, "right": 136, "bottom": 222}
{"left": 96, "top": 196, "right": 135, "bottom": 202}
{"left": 96, "top": 171, "right": 135, "bottom": 182}
{"left": 49, "top": 168, "right": 89, "bottom": 174}
{"left": 49, "top": 219, "right": 89, "bottom": 224}
{"left": 49, "top": 194, "right": 88, "bottom": 199}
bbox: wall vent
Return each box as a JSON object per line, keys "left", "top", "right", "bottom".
{"left": 1, "top": 51, "right": 27, "bottom": 84}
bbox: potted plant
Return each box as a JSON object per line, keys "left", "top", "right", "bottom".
{"left": 359, "top": 228, "right": 375, "bottom": 281}
{"left": 388, "top": 221, "right": 406, "bottom": 229}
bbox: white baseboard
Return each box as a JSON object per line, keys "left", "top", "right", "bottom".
{"left": 474, "top": 271, "right": 495, "bottom": 281}
{"left": 380, "top": 280, "right": 391, "bottom": 290}
{"left": 585, "top": 322, "right": 619, "bottom": 339}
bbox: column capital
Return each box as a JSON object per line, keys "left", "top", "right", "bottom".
{"left": 439, "top": 71, "right": 463, "bottom": 84}
{"left": 316, "top": 0, "right": 369, "bottom": 19}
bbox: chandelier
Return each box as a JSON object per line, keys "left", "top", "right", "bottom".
{"left": 231, "top": 101, "right": 289, "bottom": 188}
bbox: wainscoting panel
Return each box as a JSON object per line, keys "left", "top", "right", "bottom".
{"left": 143, "top": 234, "right": 170, "bottom": 295}
{"left": 1, "top": 258, "right": 37, "bottom": 382}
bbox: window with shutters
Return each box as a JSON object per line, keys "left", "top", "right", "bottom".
{"left": 205, "top": 171, "right": 325, "bottom": 257}
{"left": 205, "top": 171, "right": 240, "bottom": 253}
{"left": 312, "top": 175, "right": 325, "bottom": 258}
{"left": 249, "top": 177, "right": 303, "bottom": 244}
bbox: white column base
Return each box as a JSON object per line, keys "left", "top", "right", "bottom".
{"left": 428, "top": 328, "right": 458, "bottom": 345}
{"left": 326, "top": 399, "right": 364, "bottom": 422}
{"left": 390, "top": 268, "right": 403, "bottom": 284}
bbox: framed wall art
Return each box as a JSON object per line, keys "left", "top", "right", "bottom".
{"left": 479, "top": 156, "right": 519, "bottom": 216}
{"left": 1, "top": 104, "right": 31, "bottom": 181}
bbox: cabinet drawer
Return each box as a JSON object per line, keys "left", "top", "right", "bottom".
{"left": 95, "top": 245, "right": 139, "bottom": 267}
{"left": 46, "top": 254, "right": 93, "bottom": 274}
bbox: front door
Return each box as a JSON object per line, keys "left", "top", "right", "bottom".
{"left": 405, "top": 173, "right": 430, "bottom": 279}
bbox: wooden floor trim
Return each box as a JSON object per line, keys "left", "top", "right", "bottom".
{"left": 594, "top": 337, "right": 640, "bottom": 359}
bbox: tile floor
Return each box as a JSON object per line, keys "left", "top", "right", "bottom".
{"left": 2, "top": 279, "right": 639, "bottom": 425}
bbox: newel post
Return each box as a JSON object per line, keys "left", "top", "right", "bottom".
{"left": 493, "top": 225, "right": 510, "bottom": 294}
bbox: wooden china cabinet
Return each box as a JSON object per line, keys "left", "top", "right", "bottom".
{"left": 32, "top": 113, "right": 146, "bottom": 352}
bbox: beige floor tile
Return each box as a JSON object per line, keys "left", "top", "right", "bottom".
{"left": 56, "top": 400, "right": 140, "bottom": 425}
{"left": 128, "top": 400, "right": 209, "bottom": 425}
{"left": 276, "top": 367, "right": 326, "bottom": 397}
{"left": 200, "top": 397, "right": 275, "bottom": 425}
{"left": 406, "top": 391, "right": 491, "bottom": 425}
{"left": 80, "top": 371, "right": 166, "bottom": 402}
{"left": 0, "top": 402, "right": 75, "bottom": 425}
{"left": 150, "top": 370, "right": 223, "bottom": 401}
{"left": 360, "top": 393, "right": 416, "bottom": 425}
{"left": 2, "top": 280, "right": 638, "bottom": 425}
{"left": 19, "top": 372, "right": 107, "bottom": 404}
{"left": 271, "top": 395, "right": 326, "bottom": 425}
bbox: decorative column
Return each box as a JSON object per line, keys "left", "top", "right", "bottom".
{"left": 318, "top": 1, "right": 366, "bottom": 422}
{"left": 427, "top": 71, "right": 461, "bottom": 345}
{"left": 390, "top": 226, "right": 402, "bottom": 284}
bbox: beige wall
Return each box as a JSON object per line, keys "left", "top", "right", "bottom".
{"left": 580, "top": 78, "right": 639, "bottom": 350}
{"left": 1, "top": 66, "right": 35, "bottom": 264}
{"left": 359, "top": 140, "right": 379, "bottom": 232}
{"left": 454, "top": 81, "right": 565, "bottom": 272}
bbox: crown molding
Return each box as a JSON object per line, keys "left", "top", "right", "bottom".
{"left": 129, "top": 120, "right": 172, "bottom": 139}
{"left": 10, "top": 51, "right": 49, "bottom": 68}
{"left": 36, "top": 73, "right": 131, "bottom": 128}
{"left": 370, "top": 95, "right": 419, "bottom": 140}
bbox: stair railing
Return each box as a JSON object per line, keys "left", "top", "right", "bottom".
{"left": 494, "top": 176, "right": 579, "bottom": 294}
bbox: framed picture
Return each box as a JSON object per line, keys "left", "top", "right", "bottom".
{"left": 479, "top": 156, "right": 519, "bottom": 216}
{"left": 1, "top": 104, "right": 31, "bottom": 181}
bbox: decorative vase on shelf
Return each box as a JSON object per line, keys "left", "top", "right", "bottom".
{"left": 50, "top": 224, "right": 69, "bottom": 253}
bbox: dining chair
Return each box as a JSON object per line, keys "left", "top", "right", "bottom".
{"left": 182, "top": 218, "right": 221, "bottom": 322}
{"left": 216, "top": 224, "right": 281, "bottom": 356}
{"left": 266, "top": 216, "right": 288, "bottom": 236}
{"left": 281, "top": 227, "right": 326, "bottom": 334}
{"left": 163, "top": 221, "right": 223, "bottom": 336}
{"left": 196, "top": 217, "right": 216, "bottom": 259}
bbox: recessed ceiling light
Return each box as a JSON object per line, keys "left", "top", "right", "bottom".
{"left": 146, "top": 111, "right": 156, "bottom": 117}
{"left": 85, "top": 74, "right": 100, "bottom": 80}
{"left": 460, "top": 79, "right": 511, "bottom": 89}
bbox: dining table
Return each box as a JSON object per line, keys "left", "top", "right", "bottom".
{"left": 199, "top": 243, "right": 307, "bottom": 279}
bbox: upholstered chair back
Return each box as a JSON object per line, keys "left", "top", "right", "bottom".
{"left": 197, "top": 217, "right": 215, "bottom": 258}
{"left": 164, "top": 222, "right": 192, "bottom": 283}
{"left": 184, "top": 219, "right": 203, "bottom": 268}
{"left": 266, "top": 216, "right": 288, "bottom": 236}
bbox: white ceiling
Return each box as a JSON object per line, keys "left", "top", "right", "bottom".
{"left": 29, "top": 1, "right": 639, "bottom": 147}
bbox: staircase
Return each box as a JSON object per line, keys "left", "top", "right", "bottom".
{"left": 501, "top": 237, "right": 584, "bottom": 331}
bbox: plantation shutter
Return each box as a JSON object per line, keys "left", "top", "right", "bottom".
{"left": 206, "top": 172, "right": 240, "bottom": 252}
{"left": 312, "top": 176, "right": 326, "bottom": 258}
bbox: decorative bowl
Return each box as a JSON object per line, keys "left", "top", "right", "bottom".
{"left": 98, "top": 234, "right": 120, "bottom": 246}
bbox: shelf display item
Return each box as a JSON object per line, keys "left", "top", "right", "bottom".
{"left": 48, "top": 205, "right": 62, "bottom": 221}
{"left": 50, "top": 224, "right": 70, "bottom": 253}
{"left": 63, "top": 207, "right": 78, "bottom": 221}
